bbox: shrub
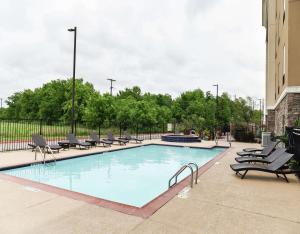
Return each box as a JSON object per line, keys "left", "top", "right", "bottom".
{"left": 234, "top": 127, "right": 255, "bottom": 142}
{"left": 289, "top": 159, "right": 300, "bottom": 179}
{"left": 295, "top": 117, "right": 300, "bottom": 127}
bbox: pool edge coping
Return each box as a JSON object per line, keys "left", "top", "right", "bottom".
{"left": 0, "top": 143, "right": 230, "bottom": 218}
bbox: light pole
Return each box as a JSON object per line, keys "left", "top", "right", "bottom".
{"left": 213, "top": 84, "right": 219, "bottom": 119}
{"left": 213, "top": 84, "right": 219, "bottom": 103}
{"left": 213, "top": 84, "right": 219, "bottom": 143}
{"left": 107, "top": 78, "right": 116, "bottom": 96}
{"left": 0, "top": 98, "right": 2, "bottom": 109}
{"left": 68, "top": 26, "right": 77, "bottom": 134}
{"left": 258, "top": 98, "right": 262, "bottom": 132}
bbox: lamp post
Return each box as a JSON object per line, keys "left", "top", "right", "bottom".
{"left": 213, "top": 84, "right": 219, "bottom": 119}
{"left": 107, "top": 78, "right": 116, "bottom": 96}
{"left": 213, "top": 84, "right": 219, "bottom": 103}
{"left": 0, "top": 98, "right": 2, "bottom": 109}
{"left": 258, "top": 98, "right": 263, "bottom": 132}
{"left": 213, "top": 84, "right": 219, "bottom": 143}
{"left": 68, "top": 26, "right": 77, "bottom": 134}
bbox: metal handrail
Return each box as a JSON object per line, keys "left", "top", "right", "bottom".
{"left": 188, "top": 163, "right": 199, "bottom": 185}
{"left": 168, "top": 162, "right": 199, "bottom": 188}
{"left": 34, "top": 146, "right": 56, "bottom": 164}
{"left": 45, "top": 145, "right": 57, "bottom": 164}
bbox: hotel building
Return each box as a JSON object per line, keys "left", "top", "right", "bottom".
{"left": 262, "top": 0, "right": 300, "bottom": 135}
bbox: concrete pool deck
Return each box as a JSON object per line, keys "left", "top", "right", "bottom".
{"left": 0, "top": 140, "right": 299, "bottom": 233}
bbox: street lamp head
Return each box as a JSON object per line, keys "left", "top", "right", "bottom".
{"left": 68, "top": 28, "right": 75, "bottom": 32}
{"left": 107, "top": 78, "right": 116, "bottom": 82}
{"left": 213, "top": 84, "right": 218, "bottom": 87}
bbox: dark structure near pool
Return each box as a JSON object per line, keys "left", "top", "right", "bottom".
{"left": 161, "top": 135, "right": 201, "bottom": 143}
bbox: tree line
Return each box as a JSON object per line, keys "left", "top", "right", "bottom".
{"left": 0, "top": 79, "right": 261, "bottom": 133}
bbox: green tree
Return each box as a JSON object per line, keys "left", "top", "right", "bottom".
{"left": 83, "top": 93, "right": 115, "bottom": 126}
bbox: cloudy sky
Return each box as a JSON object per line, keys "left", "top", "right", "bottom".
{"left": 0, "top": 0, "right": 265, "bottom": 104}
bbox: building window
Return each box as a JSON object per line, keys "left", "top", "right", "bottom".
{"left": 282, "top": 115, "right": 285, "bottom": 134}
{"left": 283, "top": 0, "right": 286, "bottom": 23}
{"left": 283, "top": 45, "right": 286, "bottom": 85}
{"left": 276, "top": 0, "right": 277, "bottom": 18}
{"left": 277, "top": 62, "right": 280, "bottom": 94}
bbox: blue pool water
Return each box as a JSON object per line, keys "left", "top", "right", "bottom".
{"left": 2, "top": 145, "right": 225, "bottom": 207}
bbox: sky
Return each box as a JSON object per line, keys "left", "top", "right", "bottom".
{"left": 0, "top": 0, "right": 266, "bottom": 105}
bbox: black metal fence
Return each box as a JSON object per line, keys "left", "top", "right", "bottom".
{"left": 0, "top": 119, "right": 168, "bottom": 152}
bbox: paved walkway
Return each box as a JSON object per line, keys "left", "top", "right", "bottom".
{"left": 0, "top": 140, "right": 299, "bottom": 234}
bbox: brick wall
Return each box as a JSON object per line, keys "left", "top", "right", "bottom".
{"left": 287, "top": 93, "right": 300, "bottom": 126}
{"left": 270, "top": 93, "right": 300, "bottom": 135}
{"left": 274, "top": 95, "right": 288, "bottom": 135}
{"left": 266, "top": 109, "right": 275, "bottom": 133}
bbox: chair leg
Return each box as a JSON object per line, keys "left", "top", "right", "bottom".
{"left": 241, "top": 170, "right": 248, "bottom": 179}
{"left": 282, "top": 174, "right": 289, "bottom": 183}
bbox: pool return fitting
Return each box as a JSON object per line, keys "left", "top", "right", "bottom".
{"left": 168, "top": 162, "right": 199, "bottom": 188}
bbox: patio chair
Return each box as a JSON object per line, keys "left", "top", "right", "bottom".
{"left": 89, "top": 132, "right": 112, "bottom": 147}
{"left": 120, "top": 131, "right": 143, "bottom": 143}
{"left": 67, "top": 133, "right": 91, "bottom": 149}
{"left": 32, "top": 134, "right": 62, "bottom": 160}
{"left": 230, "top": 151, "right": 298, "bottom": 182}
{"left": 105, "top": 132, "right": 128, "bottom": 145}
{"left": 242, "top": 140, "right": 278, "bottom": 152}
{"left": 237, "top": 141, "right": 279, "bottom": 158}
{"left": 235, "top": 148, "right": 286, "bottom": 164}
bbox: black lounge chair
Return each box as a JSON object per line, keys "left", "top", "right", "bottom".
{"left": 32, "top": 134, "right": 62, "bottom": 160}
{"left": 235, "top": 148, "right": 286, "bottom": 164}
{"left": 105, "top": 132, "right": 128, "bottom": 145}
{"left": 237, "top": 141, "right": 279, "bottom": 157}
{"left": 242, "top": 147, "right": 263, "bottom": 152}
{"left": 89, "top": 132, "right": 112, "bottom": 147}
{"left": 67, "top": 133, "right": 91, "bottom": 149}
{"left": 120, "top": 131, "right": 143, "bottom": 143}
{"left": 230, "top": 152, "right": 298, "bottom": 182}
{"left": 28, "top": 143, "right": 37, "bottom": 151}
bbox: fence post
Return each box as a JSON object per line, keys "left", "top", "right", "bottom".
{"left": 150, "top": 126, "right": 152, "bottom": 140}
{"left": 136, "top": 124, "right": 138, "bottom": 139}
{"left": 119, "top": 123, "right": 122, "bottom": 138}
{"left": 74, "top": 120, "right": 77, "bottom": 136}
{"left": 39, "top": 119, "right": 43, "bottom": 135}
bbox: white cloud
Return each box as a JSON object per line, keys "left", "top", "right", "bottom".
{"left": 0, "top": 0, "right": 265, "bottom": 104}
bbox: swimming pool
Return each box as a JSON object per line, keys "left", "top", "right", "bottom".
{"left": 2, "top": 145, "right": 225, "bottom": 208}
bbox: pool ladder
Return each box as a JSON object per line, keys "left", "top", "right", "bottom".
{"left": 168, "top": 163, "right": 199, "bottom": 188}
{"left": 34, "top": 146, "right": 57, "bottom": 164}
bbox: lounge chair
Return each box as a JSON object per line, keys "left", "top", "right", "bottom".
{"left": 230, "top": 152, "right": 297, "bottom": 182}
{"left": 32, "top": 134, "right": 62, "bottom": 160}
{"left": 67, "top": 133, "right": 91, "bottom": 149}
{"left": 120, "top": 131, "right": 143, "bottom": 143}
{"left": 235, "top": 148, "right": 286, "bottom": 164}
{"left": 88, "top": 132, "right": 112, "bottom": 147}
{"left": 237, "top": 141, "right": 279, "bottom": 157}
{"left": 105, "top": 132, "right": 128, "bottom": 145}
{"left": 242, "top": 140, "right": 278, "bottom": 152}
